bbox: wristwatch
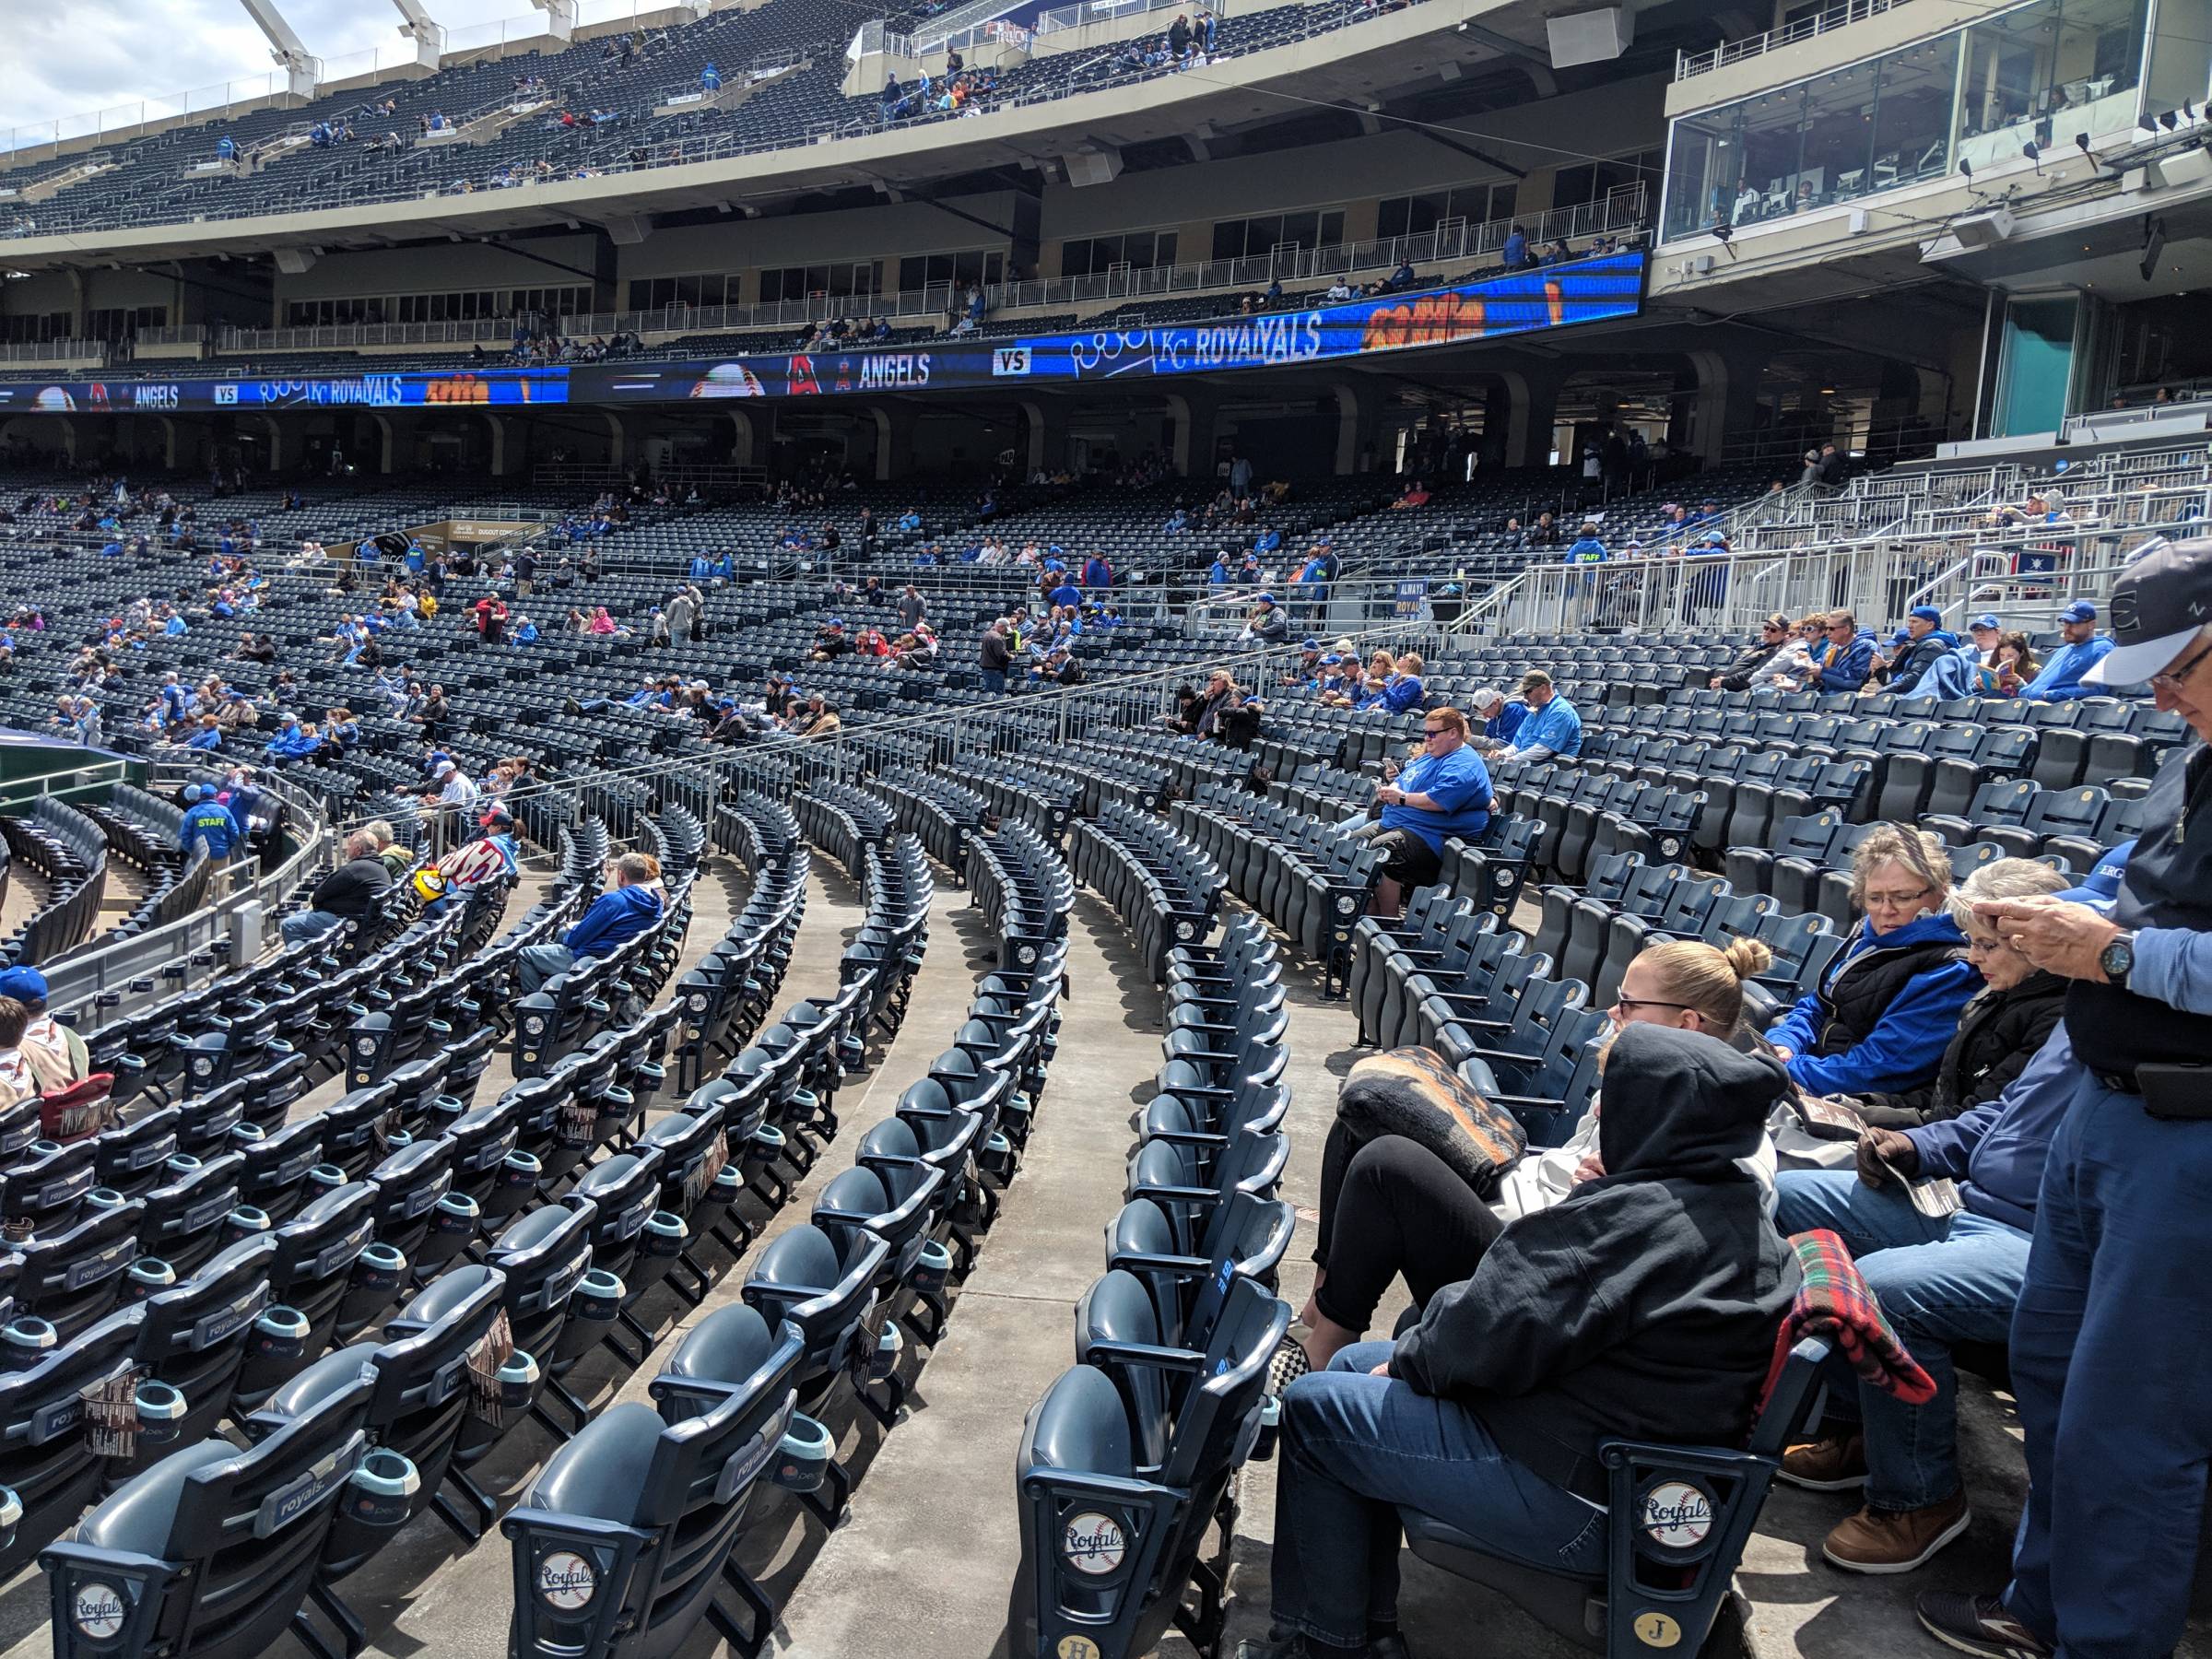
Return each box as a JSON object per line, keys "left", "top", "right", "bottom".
{"left": 2099, "top": 929, "right": 2137, "bottom": 990}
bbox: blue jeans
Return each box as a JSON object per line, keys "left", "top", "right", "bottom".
{"left": 1271, "top": 1341, "right": 1606, "bottom": 1649}
{"left": 518, "top": 941, "right": 576, "bottom": 994}
{"left": 979, "top": 668, "right": 1006, "bottom": 694}
{"left": 2006, "top": 1069, "right": 2212, "bottom": 1658}
{"left": 280, "top": 911, "right": 343, "bottom": 947}
{"left": 1773, "top": 1171, "right": 2029, "bottom": 1512}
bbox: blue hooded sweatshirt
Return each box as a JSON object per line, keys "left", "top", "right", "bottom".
{"left": 562, "top": 882, "right": 664, "bottom": 959}
{"left": 1767, "top": 911, "right": 1980, "bottom": 1096}
{"left": 1902, "top": 1025, "right": 2078, "bottom": 1232}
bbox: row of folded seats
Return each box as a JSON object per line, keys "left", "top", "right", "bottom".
{"left": 5, "top": 798, "right": 856, "bottom": 1655}
{"left": 1016, "top": 905, "right": 1296, "bottom": 1659}
{"left": 497, "top": 822, "right": 1072, "bottom": 1657}
{"left": 1068, "top": 804, "right": 1225, "bottom": 987}
{"left": 2, "top": 800, "right": 110, "bottom": 968}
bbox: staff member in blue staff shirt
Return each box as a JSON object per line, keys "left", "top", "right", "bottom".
{"left": 1367, "top": 705, "right": 1491, "bottom": 922}
{"left": 1916, "top": 537, "right": 2212, "bottom": 1659}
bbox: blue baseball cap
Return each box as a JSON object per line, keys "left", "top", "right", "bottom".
{"left": 0, "top": 966, "right": 49, "bottom": 1003}
{"left": 1301, "top": 639, "right": 1320, "bottom": 650}
{"left": 1971, "top": 613, "right": 2002, "bottom": 632}
{"left": 1890, "top": 627, "right": 1912, "bottom": 644}
{"left": 1909, "top": 605, "right": 1943, "bottom": 623}
{"left": 2059, "top": 600, "right": 2097, "bottom": 623}
{"left": 1254, "top": 592, "right": 1276, "bottom": 605}
{"left": 2055, "top": 838, "right": 2133, "bottom": 912}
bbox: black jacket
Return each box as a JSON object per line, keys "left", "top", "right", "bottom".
{"left": 1715, "top": 637, "right": 1785, "bottom": 691}
{"left": 311, "top": 854, "right": 394, "bottom": 921}
{"left": 979, "top": 629, "right": 1012, "bottom": 671}
{"left": 1858, "top": 970, "right": 2067, "bottom": 1127}
{"left": 1883, "top": 632, "right": 1953, "bottom": 695}
{"left": 1391, "top": 1025, "right": 1799, "bottom": 1501}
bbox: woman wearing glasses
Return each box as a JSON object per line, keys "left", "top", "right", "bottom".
{"left": 1765, "top": 824, "right": 1982, "bottom": 1099}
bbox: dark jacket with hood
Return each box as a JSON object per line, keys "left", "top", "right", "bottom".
{"left": 1389, "top": 1025, "right": 1800, "bottom": 1502}
{"left": 1857, "top": 969, "right": 2067, "bottom": 1128}
{"left": 1715, "top": 636, "right": 1786, "bottom": 691}
{"left": 1883, "top": 629, "right": 1959, "bottom": 696}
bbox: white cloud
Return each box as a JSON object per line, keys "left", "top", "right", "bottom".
{"left": 1, "top": 0, "right": 548, "bottom": 139}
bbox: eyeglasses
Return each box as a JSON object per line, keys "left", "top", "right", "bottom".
{"left": 1612, "top": 996, "right": 1694, "bottom": 1015}
{"left": 2150, "top": 634, "right": 2212, "bottom": 694}
{"left": 1422, "top": 726, "right": 1450, "bottom": 736}
{"left": 1864, "top": 886, "right": 1934, "bottom": 909}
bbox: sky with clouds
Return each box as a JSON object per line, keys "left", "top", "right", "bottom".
{"left": 3, "top": 0, "right": 552, "bottom": 136}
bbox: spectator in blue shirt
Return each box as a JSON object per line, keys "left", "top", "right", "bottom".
{"left": 263, "top": 713, "right": 318, "bottom": 761}
{"left": 1049, "top": 579, "right": 1083, "bottom": 609}
{"left": 517, "top": 852, "right": 665, "bottom": 993}
{"left": 1367, "top": 705, "right": 1492, "bottom": 919}
{"left": 1807, "top": 609, "right": 1876, "bottom": 692}
{"left": 1465, "top": 685, "right": 1529, "bottom": 752}
{"left": 1502, "top": 223, "right": 1529, "bottom": 268}
{"left": 1375, "top": 653, "right": 1427, "bottom": 714}
{"left": 2022, "top": 599, "right": 2116, "bottom": 700}
{"left": 183, "top": 716, "right": 225, "bottom": 751}
{"left": 1766, "top": 824, "right": 1981, "bottom": 1097}
{"left": 1494, "top": 670, "right": 1581, "bottom": 760}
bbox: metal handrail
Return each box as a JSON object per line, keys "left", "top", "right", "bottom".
{"left": 1676, "top": 0, "right": 1915, "bottom": 79}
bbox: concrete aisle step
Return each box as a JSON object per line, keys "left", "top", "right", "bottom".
{"left": 1165, "top": 909, "right": 1593, "bottom": 1659}
{"left": 760, "top": 888, "right": 1154, "bottom": 1659}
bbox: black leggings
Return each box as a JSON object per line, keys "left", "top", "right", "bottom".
{"left": 1312, "top": 1123, "right": 1503, "bottom": 1335}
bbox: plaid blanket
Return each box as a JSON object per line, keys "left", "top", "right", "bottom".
{"left": 1759, "top": 1229, "right": 1936, "bottom": 1411}
{"left": 1336, "top": 1047, "right": 1526, "bottom": 1197}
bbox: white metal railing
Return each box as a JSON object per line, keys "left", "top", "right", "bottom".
{"left": 0, "top": 69, "right": 314, "bottom": 166}
{"left": 133, "top": 324, "right": 207, "bottom": 347}
{"left": 0, "top": 337, "right": 107, "bottom": 363}
{"left": 221, "top": 317, "right": 518, "bottom": 352}
{"left": 1676, "top": 0, "right": 1915, "bottom": 78}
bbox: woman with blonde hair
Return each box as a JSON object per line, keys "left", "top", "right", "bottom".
{"left": 1766, "top": 824, "right": 1981, "bottom": 1098}
{"left": 1843, "top": 857, "right": 2070, "bottom": 1126}
{"left": 1295, "top": 935, "right": 1787, "bottom": 1368}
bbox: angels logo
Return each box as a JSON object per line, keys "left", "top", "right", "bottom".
{"left": 1061, "top": 1510, "right": 1126, "bottom": 1574}
{"left": 536, "top": 1549, "right": 597, "bottom": 1610}
{"left": 1640, "top": 1481, "right": 1713, "bottom": 1548}
{"left": 835, "top": 357, "right": 854, "bottom": 393}
{"left": 787, "top": 353, "right": 822, "bottom": 395}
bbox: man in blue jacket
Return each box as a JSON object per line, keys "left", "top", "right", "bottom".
{"left": 1809, "top": 609, "right": 1876, "bottom": 692}
{"left": 178, "top": 784, "right": 242, "bottom": 860}
{"left": 1772, "top": 1028, "right": 2077, "bottom": 1575}
{"left": 517, "top": 852, "right": 665, "bottom": 993}
{"left": 263, "top": 712, "right": 319, "bottom": 762}
{"left": 1494, "top": 670, "right": 1581, "bottom": 761}
{"left": 2020, "top": 599, "right": 2114, "bottom": 700}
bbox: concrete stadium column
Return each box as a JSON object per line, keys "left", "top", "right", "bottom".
{"left": 1018, "top": 398, "right": 1067, "bottom": 477}
{"left": 871, "top": 405, "right": 917, "bottom": 482}
{"left": 1683, "top": 348, "right": 1765, "bottom": 465}
{"left": 152, "top": 417, "right": 179, "bottom": 469}
{"left": 1493, "top": 366, "right": 1562, "bottom": 470}
{"left": 481, "top": 412, "right": 509, "bottom": 477}
{"left": 728, "top": 409, "right": 756, "bottom": 468}
{"left": 1163, "top": 390, "right": 1219, "bottom": 477}
{"left": 605, "top": 411, "right": 629, "bottom": 470}
{"left": 368, "top": 413, "right": 397, "bottom": 475}
{"left": 1332, "top": 382, "right": 1384, "bottom": 476}
{"left": 259, "top": 416, "right": 288, "bottom": 473}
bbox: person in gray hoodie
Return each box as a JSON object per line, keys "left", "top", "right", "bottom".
{"left": 1243, "top": 1024, "right": 1799, "bottom": 1659}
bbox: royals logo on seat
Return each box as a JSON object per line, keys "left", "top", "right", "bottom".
{"left": 1639, "top": 1479, "right": 1714, "bottom": 1548}
{"left": 992, "top": 346, "right": 1031, "bottom": 378}
{"left": 72, "top": 1583, "right": 127, "bottom": 1641}
{"left": 1060, "top": 1510, "right": 1125, "bottom": 1574}
{"left": 536, "top": 1548, "right": 597, "bottom": 1609}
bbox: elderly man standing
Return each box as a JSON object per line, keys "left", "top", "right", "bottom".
{"left": 1917, "top": 538, "right": 2212, "bottom": 1659}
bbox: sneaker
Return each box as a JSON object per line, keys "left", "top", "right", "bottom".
{"left": 1914, "top": 1591, "right": 2053, "bottom": 1659}
{"left": 1822, "top": 1491, "right": 1971, "bottom": 1573}
{"left": 1779, "top": 1432, "right": 1867, "bottom": 1490}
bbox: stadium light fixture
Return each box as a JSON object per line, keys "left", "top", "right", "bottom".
{"left": 2023, "top": 140, "right": 2042, "bottom": 174}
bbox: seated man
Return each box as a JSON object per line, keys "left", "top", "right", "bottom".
{"left": 0, "top": 967, "right": 88, "bottom": 1093}
{"left": 1773, "top": 1026, "right": 2077, "bottom": 1574}
{"left": 1244, "top": 1025, "right": 1797, "bottom": 1659}
{"left": 280, "top": 829, "right": 394, "bottom": 947}
{"left": 519, "top": 852, "right": 665, "bottom": 994}
{"left": 1366, "top": 706, "right": 1490, "bottom": 922}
